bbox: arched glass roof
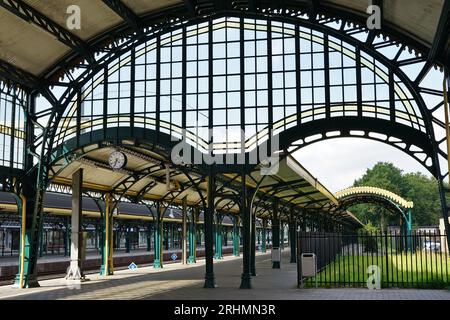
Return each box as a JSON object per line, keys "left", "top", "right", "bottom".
{"left": 55, "top": 16, "right": 426, "bottom": 156}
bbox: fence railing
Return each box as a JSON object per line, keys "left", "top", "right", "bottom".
{"left": 297, "top": 231, "right": 450, "bottom": 288}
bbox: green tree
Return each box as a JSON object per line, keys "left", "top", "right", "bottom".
{"left": 349, "top": 162, "right": 441, "bottom": 230}
{"left": 352, "top": 162, "right": 405, "bottom": 232}
{"left": 353, "top": 162, "right": 405, "bottom": 194}
{"left": 403, "top": 172, "right": 441, "bottom": 227}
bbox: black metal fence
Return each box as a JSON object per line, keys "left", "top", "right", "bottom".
{"left": 297, "top": 231, "right": 450, "bottom": 288}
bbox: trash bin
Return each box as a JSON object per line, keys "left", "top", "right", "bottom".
{"left": 300, "top": 253, "right": 317, "bottom": 288}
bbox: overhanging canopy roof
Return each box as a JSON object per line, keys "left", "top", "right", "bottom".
{"left": 47, "top": 144, "right": 358, "bottom": 224}
{"left": 0, "top": 0, "right": 448, "bottom": 83}
{"left": 335, "top": 186, "right": 414, "bottom": 214}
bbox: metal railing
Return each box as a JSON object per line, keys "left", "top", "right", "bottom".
{"left": 298, "top": 231, "right": 450, "bottom": 288}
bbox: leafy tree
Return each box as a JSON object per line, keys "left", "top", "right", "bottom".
{"left": 353, "top": 162, "right": 405, "bottom": 194}
{"left": 403, "top": 172, "right": 441, "bottom": 227}
{"left": 363, "top": 220, "right": 379, "bottom": 233}
{"left": 349, "top": 162, "right": 441, "bottom": 230}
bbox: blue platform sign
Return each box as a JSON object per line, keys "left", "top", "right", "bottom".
{"left": 128, "top": 262, "right": 138, "bottom": 270}
{"left": 171, "top": 253, "right": 178, "bottom": 261}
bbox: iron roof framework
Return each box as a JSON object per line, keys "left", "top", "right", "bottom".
{"left": 0, "top": 0, "right": 448, "bottom": 287}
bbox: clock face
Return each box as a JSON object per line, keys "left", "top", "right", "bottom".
{"left": 108, "top": 151, "right": 127, "bottom": 170}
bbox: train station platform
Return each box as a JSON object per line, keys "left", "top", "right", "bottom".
{"left": 0, "top": 246, "right": 239, "bottom": 283}
{"left": 1, "top": 250, "right": 450, "bottom": 300}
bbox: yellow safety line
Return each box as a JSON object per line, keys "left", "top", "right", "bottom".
{"left": 19, "top": 194, "right": 26, "bottom": 289}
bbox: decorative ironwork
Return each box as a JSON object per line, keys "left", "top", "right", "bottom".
{"left": 0, "top": 3, "right": 449, "bottom": 287}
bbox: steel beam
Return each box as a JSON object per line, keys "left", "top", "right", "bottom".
{"left": 415, "top": 0, "right": 450, "bottom": 84}
{"left": 0, "top": 59, "right": 39, "bottom": 89}
{"left": 184, "top": 0, "right": 196, "bottom": 15}
{"left": 102, "top": 0, "right": 142, "bottom": 34}
{"left": 307, "top": 0, "right": 320, "bottom": 21}
{"left": 0, "top": 0, "right": 95, "bottom": 64}
{"left": 248, "top": 0, "right": 258, "bottom": 12}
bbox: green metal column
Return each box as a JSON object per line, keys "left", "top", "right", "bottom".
{"left": 261, "top": 219, "right": 267, "bottom": 253}
{"left": 146, "top": 222, "right": 151, "bottom": 252}
{"left": 250, "top": 209, "right": 256, "bottom": 276}
{"left": 188, "top": 208, "right": 196, "bottom": 263}
{"left": 100, "top": 193, "right": 114, "bottom": 276}
{"left": 239, "top": 171, "right": 252, "bottom": 289}
{"left": 182, "top": 197, "right": 188, "bottom": 264}
{"left": 12, "top": 194, "right": 25, "bottom": 288}
{"left": 38, "top": 216, "right": 44, "bottom": 257}
{"left": 125, "top": 225, "right": 131, "bottom": 253}
{"left": 233, "top": 215, "right": 240, "bottom": 256}
{"left": 204, "top": 168, "right": 216, "bottom": 288}
{"left": 153, "top": 202, "right": 163, "bottom": 268}
{"left": 14, "top": 190, "right": 43, "bottom": 288}
{"left": 272, "top": 202, "right": 280, "bottom": 269}
{"left": 14, "top": 92, "right": 51, "bottom": 288}
{"left": 214, "top": 213, "right": 223, "bottom": 260}
{"left": 406, "top": 209, "right": 412, "bottom": 252}
{"left": 289, "top": 210, "right": 297, "bottom": 263}
{"left": 280, "top": 222, "right": 285, "bottom": 250}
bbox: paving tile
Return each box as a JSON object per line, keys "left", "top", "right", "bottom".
{"left": 1, "top": 250, "right": 449, "bottom": 300}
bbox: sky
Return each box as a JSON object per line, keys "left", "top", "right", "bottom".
{"left": 293, "top": 137, "right": 431, "bottom": 193}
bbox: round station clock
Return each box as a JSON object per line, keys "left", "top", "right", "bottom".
{"left": 108, "top": 150, "right": 127, "bottom": 170}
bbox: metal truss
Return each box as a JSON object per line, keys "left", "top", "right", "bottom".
{"left": 34, "top": 9, "right": 446, "bottom": 181}
{"left": 0, "top": 0, "right": 95, "bottom": 65}
{"left": 2, "top": 2, "right": 450, "bottom": 285}
{"left": 102, "top": 0, "right": 142, "bottom": 34}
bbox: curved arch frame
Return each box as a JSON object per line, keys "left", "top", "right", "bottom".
{"left": 38, "top": 11, "right": 443, "bottom": 176}
{"left": 335, "top": 187, "right": 414, "bottom": 250}
{"left": 11, "top": 7, "right": 450, "bottom": 288}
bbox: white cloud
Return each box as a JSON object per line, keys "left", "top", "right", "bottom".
{"left": 292, "top": 137, "right": 431, "bottom": 193}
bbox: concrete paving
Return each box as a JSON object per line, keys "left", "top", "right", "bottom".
{"left": 0, "top": 250, "right": 449, "bottom": 300}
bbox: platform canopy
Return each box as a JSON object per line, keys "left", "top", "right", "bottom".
{"left": 335, "top": 186, "right": 414, "bottom": 210}
{"left": 0, "top": 0, "right": 448, "bottom": 84}
{"left": 47, "top": 143, "right": 359, "bottom": 225}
